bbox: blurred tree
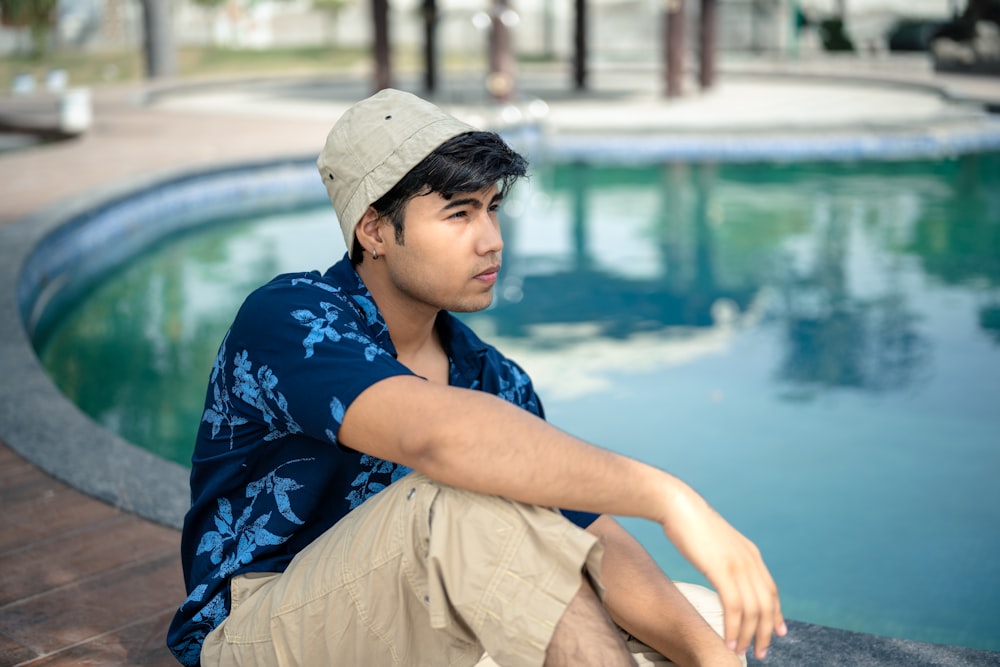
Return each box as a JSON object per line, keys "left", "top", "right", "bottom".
{"left": 1, "top": 0, "right": 58, "bottom": 57}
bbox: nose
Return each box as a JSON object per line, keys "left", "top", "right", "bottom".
{"left": 477, "top": 211, "right": 504, "bottom": 256}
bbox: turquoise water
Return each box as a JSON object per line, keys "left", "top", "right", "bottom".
{"left": 37, "top": 153, "right": 1000, "bottom": 651}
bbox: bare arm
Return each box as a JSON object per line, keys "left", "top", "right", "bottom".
{"left": 338, "top": 375, "right": 785, "bottom": 657}
{"left": 587, "top": 515, "right": 743, "bottom": 667}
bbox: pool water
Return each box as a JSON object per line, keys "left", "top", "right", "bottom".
{"left": 37, "top": 153, "right": 1000, "bottom": 651}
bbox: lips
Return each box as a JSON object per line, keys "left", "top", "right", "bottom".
{"left": 475, "top": 264, "right": 501, "bottom": 283}
{"left": 477, "top": 264, "right": 500, "bottom": 277}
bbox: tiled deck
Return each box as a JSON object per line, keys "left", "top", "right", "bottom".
{"left": 0, "top": 443, "right": 180, "bottom": 665}
{"left": 2, "top": 59, "right": 999, "bottom": 666}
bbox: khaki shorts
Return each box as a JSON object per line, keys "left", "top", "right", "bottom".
{"left": 201, "top": 472, "right": 737, "bottom": 667}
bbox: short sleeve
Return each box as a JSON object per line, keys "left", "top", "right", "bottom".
{"left": 226, "top": 274, "right": 413, "bottom": 447}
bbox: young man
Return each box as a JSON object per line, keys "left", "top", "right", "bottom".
{"left": 167, "top": 89, "right": 786, "bottom": 667}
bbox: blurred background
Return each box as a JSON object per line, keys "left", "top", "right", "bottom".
{"left": 1, "top": 0, "right": 997, "bottom": 93}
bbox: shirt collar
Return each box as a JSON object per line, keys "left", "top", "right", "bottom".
{"left": 436, "top": 311, "right": 491, "bottom": 387}
{"left": 324, "top": 253, "right": 397, "bottom": 357}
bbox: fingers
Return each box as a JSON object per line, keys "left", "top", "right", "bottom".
{"left": 657, "top": 484, "right": 786, "bottom": 660}
{"left": 722, "top": 564, "right": 761, "bottom": 658}
{"left": 749, "top": 593, "right": 772, "bottom": 659}
{"left": 740, "top": 575, "right": 763, "bottom": 658}
{"left": 718, "top": 541, "right": 784, "bottom": 661}
{"left": 775, "top": 607, "right": 788, "bottom": 637}
{"left": 721, "top": 589, "right": 742, "bottom": 655}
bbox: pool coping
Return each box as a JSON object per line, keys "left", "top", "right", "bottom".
{"left": 0, "top": 158, "right": 326, "bottom": 531}
{"left": 1, "top": 168, "right": 191, "bottom": 530}
{"left": 3, "top": 148, "right": 1000, "bottom": 666}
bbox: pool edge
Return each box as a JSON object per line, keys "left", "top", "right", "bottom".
{"left": 1, "top": 157, "right": 325, "bottom": 530}
{"left": 1, "top": 169, "right": 194, "bottom": 530}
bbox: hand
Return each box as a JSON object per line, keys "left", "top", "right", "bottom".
{"left": 658, "top": 481, "right": 787, "bottom": 660}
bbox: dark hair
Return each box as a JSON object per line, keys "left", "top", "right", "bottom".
{"left": 352, "top": 131, "right": 528, "bottom": 263}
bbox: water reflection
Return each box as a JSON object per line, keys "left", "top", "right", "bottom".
{"left": 37, "top": 210, "right": 339, "bottom": 466}
{"left": 775, "top": 190, "right": 929, "bottom": 396}
{"left": 40, "top": 154, "right": 1000, "bottom": 458}
{"left": 475, "top": 156, "right": 1000, "bottom": 402}
{"left": 38, "top": 154, "right": 1000, "bottom": 458}
{"left": 906, "top": 153, "right": 1000, "bottom": 342}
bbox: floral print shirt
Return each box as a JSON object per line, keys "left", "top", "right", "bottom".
{"left": 166, "top": 255, "right": 596, "bottom": 665}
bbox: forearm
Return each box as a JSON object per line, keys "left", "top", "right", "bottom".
{"left": 588, "top": 516, "right": 743, "bottom": 667}
{"left": 339, "top": 375, "right": 686, "bottom": 522}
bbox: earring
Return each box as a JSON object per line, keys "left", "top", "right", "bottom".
{"left": 372, "top": 248, "right": 378, "bottom": 260}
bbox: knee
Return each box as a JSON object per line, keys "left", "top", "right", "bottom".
{"left": 672, "top": 583, "right": 725, "bottom": 638}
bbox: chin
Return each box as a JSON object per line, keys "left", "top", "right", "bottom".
{"left": 450, "top": 294, "right": 494, "bottom": 314}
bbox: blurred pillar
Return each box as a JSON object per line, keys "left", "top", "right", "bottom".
{"left": 422, "top": 0, "right": 438, "bottom": 93}
{"left": 140, "top": 0, "right": 176, "bottom": 79}
{"left": 573, "top": 0, "right": 587, "bottom": 90}
{"left": 372, "top": 0, "right": 391, "bottom": 92}
{"left": 487, "top": 0, "right": 516, "bottom": 102}
{"left": 663, "top": 0, "right": 684, "bottom": 98}
{"left": 699, "top": 0, "right": 717, "bottom": 89}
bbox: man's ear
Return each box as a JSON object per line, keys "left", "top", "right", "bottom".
{"left": 356, "top": 207, "right": 384, "bottom": 255}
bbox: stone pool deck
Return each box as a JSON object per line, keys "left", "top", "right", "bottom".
{"left": 2, "top": 55, "right": 1000, "bottom": 665}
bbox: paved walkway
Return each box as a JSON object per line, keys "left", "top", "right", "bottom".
{"left": 1, "top": 56, "right": 999, "bottom": 666}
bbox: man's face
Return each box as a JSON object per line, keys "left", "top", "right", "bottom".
{"left": 381, "top": 184, "right": 504, "bottom": 314}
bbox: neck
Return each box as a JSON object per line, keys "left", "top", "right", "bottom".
{"left": 356, "top": 259, "right": 444, "bottom": 372}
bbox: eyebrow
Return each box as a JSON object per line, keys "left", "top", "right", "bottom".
{"left": 440, "top": 191, "right": 504, "bottom": 212}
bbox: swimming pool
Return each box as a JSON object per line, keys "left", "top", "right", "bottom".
{"left": 35, "top": 153, "right": 1000, "bottom": 651}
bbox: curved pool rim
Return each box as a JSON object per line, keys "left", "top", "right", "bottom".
{"left": 0, "top": 157, "right": 324, "bottom": 529}
{"left": 3, "top": 150, "right": 1000, "bottom": 665}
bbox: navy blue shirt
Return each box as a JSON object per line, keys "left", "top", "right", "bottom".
{"left": 167, "top": 255, "right": 597, "bottom": 665}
